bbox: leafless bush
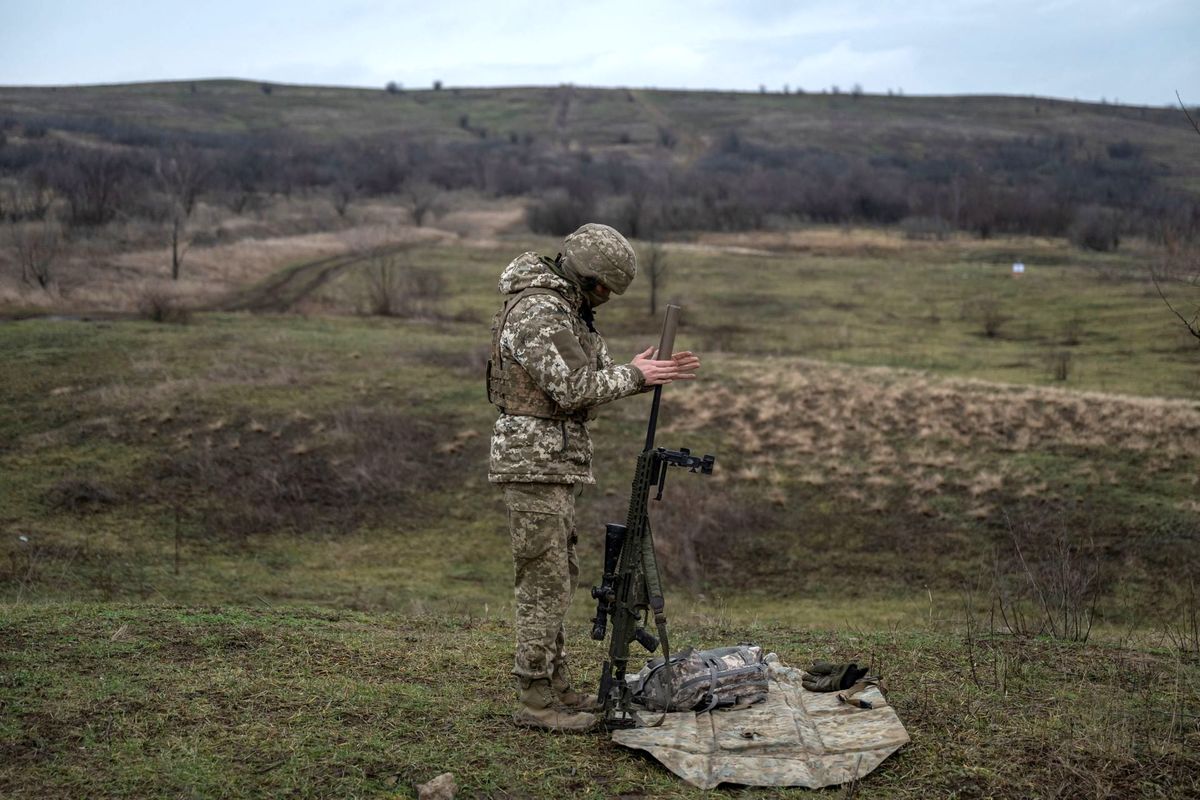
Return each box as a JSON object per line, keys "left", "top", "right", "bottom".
{"left": 50, "top": 147, "right": 131, "bottom": 226}
{"left": 970, "top": 296, "right": 1010, "bottom": 338}
{"left": 1069, "top": 205, "right": 1121, "bottom": 252}
{"left": 7, "top": 218, "right": 62, "bottom": 289}
{"left": 137, "top": 285, "right": 192, "bottom": 324}
{"left": 44, "top": 477, "right": 118, "bottom": 513}
{"left": 331, "top": 179, "right": 357, "bottom": 217}
{"left": 402, "top": 180, "right": 443, "bottom": 227}
{"left": 991, "top": 510, "right": 1101, "bottom": 641}
{"left": 361, "top": 250, "right": 446, "bottom": 318}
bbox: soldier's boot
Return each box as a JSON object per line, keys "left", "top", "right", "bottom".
{"left": 513, "top": 678, "right": 597, "bottom": 732}
{"left": 551, "top": 661, "right": 600, "bottom": 712}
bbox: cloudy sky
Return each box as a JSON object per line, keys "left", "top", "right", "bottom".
{"left": 1, "top": 0, "right": 1196, "bottom": 106}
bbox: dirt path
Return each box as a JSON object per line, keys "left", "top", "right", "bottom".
{"left": 216, "top": 245, "right": 410, "bottom": 313}
{"left": 629, "top": 89, "right": 705, "bottom": 161}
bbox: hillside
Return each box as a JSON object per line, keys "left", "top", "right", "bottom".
{"left": 2, "top": 80, "right": 1198, "bottom": 249}
{"left": 1, "top": 80, "right": 1195, "bottom": 170}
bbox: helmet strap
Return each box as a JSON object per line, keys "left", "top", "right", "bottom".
{"left": 549, "top": 253, "right": 598, "bottom": 328}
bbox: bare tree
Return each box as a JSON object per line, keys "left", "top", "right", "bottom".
{"left": 8, "top": 219, "right": 63, "bottom": 290}
{"left": 641, "top": 242, "right": 668, "bottom": 315}
{"left": 156, "top": 145, "right": 210, "bottom": 280}
{"left": 1152, "top": 254, "right": 1200, "bottom": 343}
{"left": 331, "top": 178, "right": 357, "bottom": 218}
{"left": 51, "top": 148, "right": 128, "bottom": 226}
{"left": 403, "top": 180, "right": 443, "bottom": 227}
{"left": 1151, "top": 93, "right": 1200, "bottom": 344}
{"left": 344, "top": 231, "right": 445, "bottom": 317}
{"left": 359, "top": 247, "right": 445, "bottom": 317}
{"left": 362, "top": 250, "right": 405, "bottom": 316}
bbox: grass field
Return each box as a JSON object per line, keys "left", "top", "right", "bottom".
{"left": 3, "top": 604, "right": 1196, "bottom": 799}
{"left": 2, "top": 228, "right": 1199, "bottom": 797}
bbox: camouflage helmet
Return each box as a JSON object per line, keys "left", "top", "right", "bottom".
{"left": 562, "top": 223, "right": 637, "bottom": 295}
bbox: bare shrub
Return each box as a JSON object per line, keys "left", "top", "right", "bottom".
{"left": 402, "top": 180, "right": 443, "bottom": 227}
{"left": 137, "top": 286, "right": 192, "bottom": 324}
{"left": 1069, "top": 206, "right": 1121, "bottom": 252}
{"left": 44, "top": 477, "right": 118, "bottom": 513}
{"left": 50, "top": 147, "right": 131, "bottom": 227}
{"left": 991, "top": 510, "right": 1101, "bottom": 641}
{"left": 331, "top": 179, "right": 356, "bottom": 217}
{"left": 971, "top": 296, "right": 1009, "bottom": 338}
{"left": 360, "top": 249, "right": 446, "bottom": 318}
{"left": 7, "top": 218, "right": 62, "bottom": 289}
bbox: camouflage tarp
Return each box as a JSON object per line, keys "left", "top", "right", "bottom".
{"left": 610, "top": 654, "right": 909, "bottom": 789}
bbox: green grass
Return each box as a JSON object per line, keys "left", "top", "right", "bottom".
{"left": 2, "top": 231, "right": 1198, "bottom": 796}
{"left": 2, "top": 604, "right": 1196, "bottom": 798}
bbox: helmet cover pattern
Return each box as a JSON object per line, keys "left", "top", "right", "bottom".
{"left": 562, "top": 223, "right": 637, "bottom": 295}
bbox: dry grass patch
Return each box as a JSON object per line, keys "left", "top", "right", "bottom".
{"left": 671, "top": 359, "right": 1200, "bottom": 522}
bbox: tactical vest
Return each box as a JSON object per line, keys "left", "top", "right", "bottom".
{"left": 486, "top": 287, "right": 590, "bottom": 422}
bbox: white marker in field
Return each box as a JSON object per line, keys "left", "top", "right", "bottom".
{"left": 1012, "top": 261, "right": 1025, "bottom": 277}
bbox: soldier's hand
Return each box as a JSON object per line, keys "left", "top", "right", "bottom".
{"left": 631, "top": 346, "right": 687, "bottom": 386}
{"left": 671, "top": 351, "right": 701, "bottom": 377}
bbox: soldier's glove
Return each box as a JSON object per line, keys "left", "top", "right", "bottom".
{"left": 802, "top": 661, "right": 869, "bottom": 692}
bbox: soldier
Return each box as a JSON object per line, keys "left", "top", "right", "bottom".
{"left": 487, "top": 223, "right": 700, "bottom": 732}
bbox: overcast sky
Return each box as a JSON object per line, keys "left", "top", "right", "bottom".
{"left": 1, "top": 0, "right": 1196, "bottom": 106}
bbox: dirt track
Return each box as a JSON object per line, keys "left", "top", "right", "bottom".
{"left": 215, "top": 245, "right": 414, "bottom": 313}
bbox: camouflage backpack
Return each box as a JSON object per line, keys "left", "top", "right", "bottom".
{"left": 632, "top": 645, "right": 769, "bottom": 713}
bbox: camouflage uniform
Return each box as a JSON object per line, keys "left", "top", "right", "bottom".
{"left": 488, "top": 251, "right": 644, "bottom": 684}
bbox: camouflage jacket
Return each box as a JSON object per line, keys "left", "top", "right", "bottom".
{"left": 488, "top": 252, "right": 645, "bottom": 484}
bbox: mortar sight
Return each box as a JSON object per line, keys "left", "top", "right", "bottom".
{"left": 656, "top": 447, "right": 715, "bottom": 474}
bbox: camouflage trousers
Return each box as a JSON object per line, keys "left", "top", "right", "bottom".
{"left": 503, "top": 482, "right": 579, "bottom": 683}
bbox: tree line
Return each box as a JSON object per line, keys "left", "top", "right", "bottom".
{"left": 2, "top": 109, "right": 1198, "bottom": 275}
